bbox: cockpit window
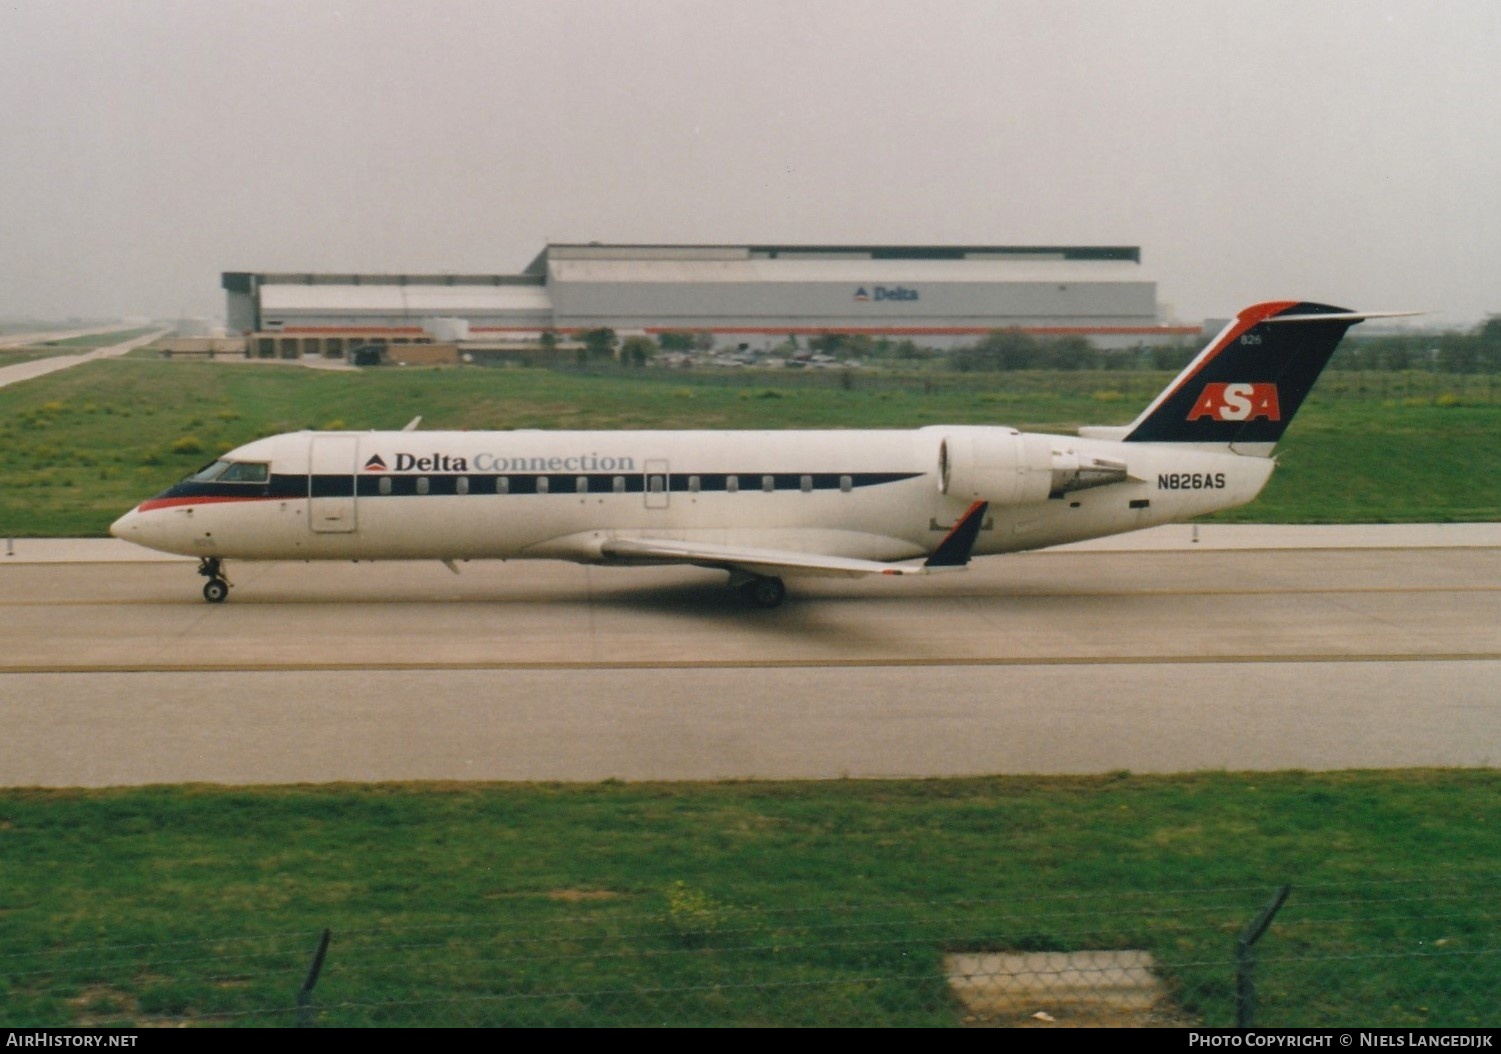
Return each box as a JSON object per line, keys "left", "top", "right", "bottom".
{"left": 186, "top": 460, "right": 268, "bottom": 484}
{"left": 187, "top": 460, "right": 230, "bottom": 482}
{"left": 219, "top": 461, "right": 269, "bottom": 483}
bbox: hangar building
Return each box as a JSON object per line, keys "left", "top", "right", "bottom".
{"left": 223, "top": 243, "right": 1194, "bottom": 359}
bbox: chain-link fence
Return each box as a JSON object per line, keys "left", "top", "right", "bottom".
{"left": 5, "top": 878, "right": 1497, "bottom": 1027}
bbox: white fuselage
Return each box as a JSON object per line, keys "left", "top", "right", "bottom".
{"left": 111, "top": 425, "right": 1274, "bottom": 569}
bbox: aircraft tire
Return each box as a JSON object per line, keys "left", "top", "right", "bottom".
{"left": 202, "top": 578, "right": 229, "bottom": 604}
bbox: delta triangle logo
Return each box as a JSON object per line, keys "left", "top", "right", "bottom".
{"left": 854, "top": 287, "right": 870, "bottom": 302}
{"left": 363, "top": 454, "right": 388, "bottom": 471}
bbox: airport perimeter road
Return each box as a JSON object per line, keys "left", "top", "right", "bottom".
{"left": 0, "top": 526, "right": 1497, "bottom": 786}
{"left": 0, "top": 328, "right": 169, "bottom": 389}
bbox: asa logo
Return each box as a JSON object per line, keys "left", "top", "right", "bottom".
{"left": 1188, "top": 382, "right": 1281, "bottom": 422}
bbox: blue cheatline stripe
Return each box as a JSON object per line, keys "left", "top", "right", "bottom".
{"left": 153, "top": 471, "right": 925, "bottom": 502}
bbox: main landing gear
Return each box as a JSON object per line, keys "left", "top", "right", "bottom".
{"left": 197, "top": 557, "right": 230, "bottom": 603}
{"left": 731, "top": 572, "right": 787, "bottom": 609}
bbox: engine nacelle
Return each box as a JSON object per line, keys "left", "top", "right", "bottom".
{"left": 938, "top": 428, "right": 1055, "bottom": 506}
{"left": 939, "top": 428, "right": 1132, "bottom": 504}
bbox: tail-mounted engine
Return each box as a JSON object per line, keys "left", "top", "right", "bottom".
{"left": 938, "top": 428, "right": 1128, "bottom": 504}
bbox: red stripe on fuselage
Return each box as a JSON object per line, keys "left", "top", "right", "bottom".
{"left": 136, "top": 494, "right": 282, "bottom": 513}
{"left": 1155, "top": 300, "right": 1298, "bottom": 406}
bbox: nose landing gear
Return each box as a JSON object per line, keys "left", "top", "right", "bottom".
{"left": 197, "top": 557, "right": 230, "bottom": 603}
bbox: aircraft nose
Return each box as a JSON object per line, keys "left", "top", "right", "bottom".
{"left": 109, "top": 507, "right": 141, "bottom": 540}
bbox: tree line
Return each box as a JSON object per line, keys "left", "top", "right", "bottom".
{"left": 549, "top": 317, "right": 1501, "bottom": 374}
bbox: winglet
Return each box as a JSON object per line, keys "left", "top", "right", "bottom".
{"left": 925, "top": 501, "right": 989, "bottom": 568}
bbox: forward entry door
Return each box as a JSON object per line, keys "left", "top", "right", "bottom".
{"left": 309, "top": 435, "right": 360, "bottom": 533}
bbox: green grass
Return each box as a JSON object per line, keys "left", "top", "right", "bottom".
{"left": 0, "top": 772, "right": 1496, "bottom": 1027}
{"left": 0, "top": 349, "right": 88, "bottom": 365}
{"left": 0, "top": 360, "right": 1496, "bottom": 535}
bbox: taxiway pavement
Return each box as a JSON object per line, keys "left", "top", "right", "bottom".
{"left": 1, "top": 525, "right": 1496, "bottom": 786}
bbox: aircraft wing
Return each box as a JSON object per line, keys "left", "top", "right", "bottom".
{"left": 598, "top": 501, "right": 989, "bottom": 579}
{"left": 599, "top": 536, "right": 932, "bottom": 578}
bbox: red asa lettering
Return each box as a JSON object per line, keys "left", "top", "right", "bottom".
{"left": 1187, "top": 383, "right": 1281, "bottom": 422}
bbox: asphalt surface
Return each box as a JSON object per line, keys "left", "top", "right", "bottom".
{"left": 2, "top": 524, "right": 1496, "bottom": 786}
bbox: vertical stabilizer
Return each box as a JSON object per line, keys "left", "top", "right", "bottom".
{"left": 1120, "top": 301, "right": 1367, "bottom": 452}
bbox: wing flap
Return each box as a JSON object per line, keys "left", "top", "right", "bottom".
{"left": 599, "top": 536, "right": 929, "bottom": 578}
{"left": 597, "top": 503, "right": 990, "bottom": 580}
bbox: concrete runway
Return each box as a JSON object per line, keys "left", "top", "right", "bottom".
{"left": 1, "top": 526, "right": 1497, "bottom": 786}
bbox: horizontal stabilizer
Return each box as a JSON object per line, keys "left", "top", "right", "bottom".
{"left": 1262, "top": 310, "right": 1422, "bottom": 324}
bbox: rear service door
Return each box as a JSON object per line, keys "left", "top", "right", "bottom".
{"left": 309, "top": 435, "right": 359, "bottom": 533}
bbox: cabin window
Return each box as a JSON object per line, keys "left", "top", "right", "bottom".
{"left": 575, "top": 476, "right": 588, "bottom": 494}
{"left": 688, "top": 475, "right": 700, "bottom": 493}
{"left": 612, "top": 476, "right": 626, "bottom": 494}
{"left": 378, "top": 477, "right": 392, "bottom": 496}
{"left": 456, "top": 476, "right": 469, "bottom": 495}
{"left": 799, "top": 475, "right": 812, "bottom": 493}
{"left": 497, "top": 477, "right": 509, "bottom": 494}
{"left": 840, "top": 475, "right": 852, "bottom": 493}
{"left": 416, "top": 477, "right": 430, "bottom": 495}
{"left": 727, "top": 475, "right": 739, "bottom": 493}
{"left": 648, "top": 475, "right": 665, "bottom": 494}
{"left": 761, "top": 475, "right": 774, "bottom": 493}
{"left": 537, "top": 477, "right": 550, "bottom": 494}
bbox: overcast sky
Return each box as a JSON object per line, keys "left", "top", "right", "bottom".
{"left": 1, "top": 0, "right": 1497, "bottom": 329}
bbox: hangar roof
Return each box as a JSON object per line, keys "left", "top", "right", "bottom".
{"left": 546, "top": 256, "right": 1145, "bottom": 285}
{"left": 526, "top": 243, "right": 1141, "bottom": 272}
{"left": 259, "top": 283, "right": 552, "bottom": 316}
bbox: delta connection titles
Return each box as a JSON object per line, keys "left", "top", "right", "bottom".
{"left": 370, "top": 451, "right": 638, "bottom": 474}
{"left": 1188, "top": 1036, "right": 1492, "bottom": 1048}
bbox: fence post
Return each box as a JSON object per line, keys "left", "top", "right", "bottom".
{"left": 298, "top": 928, "right": 332, "bottom": 1028}
{"left": 1236, "top": 884, "right": 1291, "bottom": 1028}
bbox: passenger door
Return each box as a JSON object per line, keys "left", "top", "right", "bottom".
{"left": 309, "top": 435, "right": 360, "bottom": 533}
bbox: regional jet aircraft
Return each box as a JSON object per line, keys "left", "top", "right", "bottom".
{"left": 111, "top": 301, "right": 1402, "bottom": 607}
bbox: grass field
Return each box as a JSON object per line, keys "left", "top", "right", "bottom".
{"left": 0, "top": 358, "right": 1497, "bottom": 535}
{"left": 1, "top": 772, "right": 1498, "bottom": 1027}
